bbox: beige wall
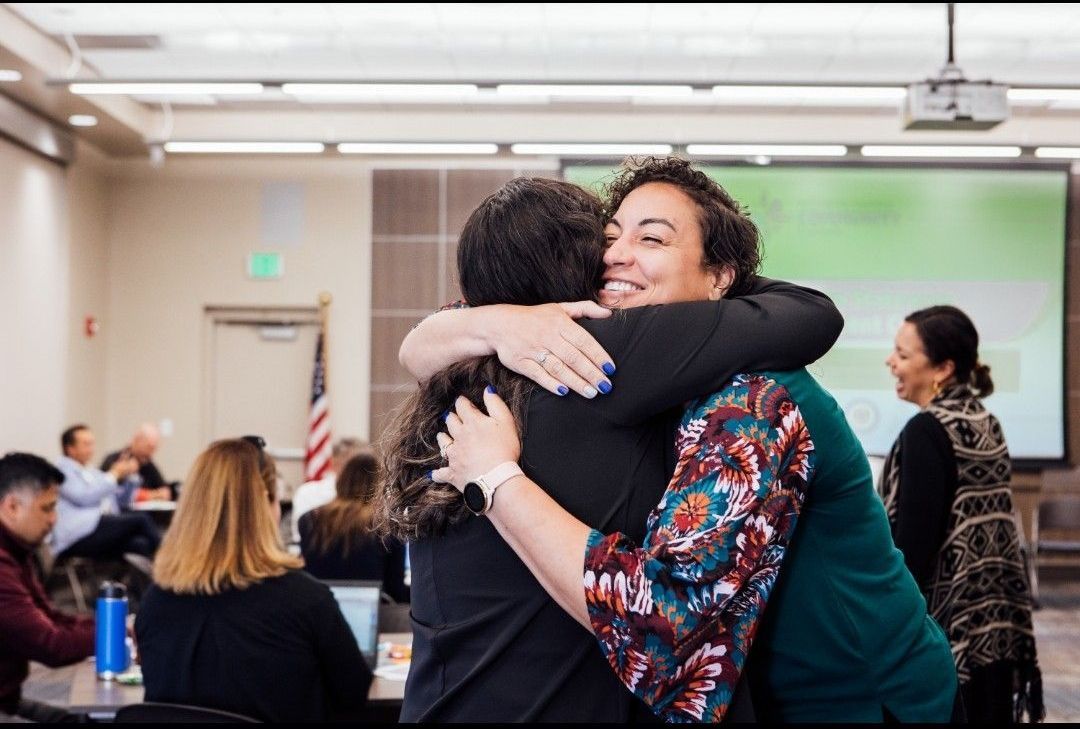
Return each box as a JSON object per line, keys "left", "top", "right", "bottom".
{"left": 0, "top": 137, "right": 110, "bottom": 457}
{"left": 103, "top": 158, "right": 373, "bottom": 479}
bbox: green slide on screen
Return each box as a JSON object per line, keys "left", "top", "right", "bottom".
{"left": 566, "top": 164, "right": 1068, "bottom": 460}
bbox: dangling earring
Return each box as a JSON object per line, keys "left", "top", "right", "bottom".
{"left": 931, "top": 380, "right": 942, "bottom": 396}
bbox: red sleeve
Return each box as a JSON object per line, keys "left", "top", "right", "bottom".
{"left": 0, "top": 556, "right": 95, "bottom": 667}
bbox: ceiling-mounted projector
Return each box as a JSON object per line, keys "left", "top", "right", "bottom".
{"left": 904, "top": 3, "right": 1008, "bottom": 131}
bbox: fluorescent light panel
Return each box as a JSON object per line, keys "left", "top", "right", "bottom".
{"left": 1034, "top": 147, "right": 1080, "bottom": 159}
{"left": 337, "top": 143, "right": 497, "bottom": 155}
{"left": 860, "top": 145, "right": 1022, "bottom": 158}
{"left": 688, "top": 144, "right": 847, "bottom": 157}
{"left": 712, "top": 85, "right": 906, "bottom": 104}
{"left": 68, "top": 114, "right": 98, "bottom": 127}
{"left": 70, "top": 82, "right": 264, "bottom": 95}
{"left": 0, "top": 69, "right": 22, "bottom": 82}
{"left": 497, "top": 84, "right": 692, "bottom": 98}
{"left": 511, "top": 143, "right": 673, "bottom": 156}
{"left": 283, "top": 83, "right": 478, "bottom": 99}
{"left": 1008, "top": 89, "right": 1080, "bottom": 103}
{"left": 163, "top": 142, "right": 325, "bottom": 154}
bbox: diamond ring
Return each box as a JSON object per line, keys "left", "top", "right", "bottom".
{"left": 534, "top": 350, "right": 550, "bottom": 365}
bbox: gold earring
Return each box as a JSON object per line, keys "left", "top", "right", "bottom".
{"left": 931, "top": 380, "right": 941, "bottom": 396}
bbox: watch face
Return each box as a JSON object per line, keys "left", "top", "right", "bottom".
{"left": 463, "top": 481, "right": 487, "bottom": 514}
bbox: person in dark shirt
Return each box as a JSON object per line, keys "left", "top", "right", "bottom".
{"left": 300, "top": 450, "right": 409, "bottom": 602}
{"left": 379, "top": 174, "right": 843, "bottom": 721}
{"left": 101, "top": 423, "right": 174, "bottom": 506}
{"left": 136, "top": 438, "right": 371, "bottom": 722}
{"left": 881, "top": 305, "right": 1042, "bottom": 722}
{"left": 0, "top": 453, "right": 95, "bottom": 723}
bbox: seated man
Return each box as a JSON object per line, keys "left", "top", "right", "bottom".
{"left": 102, "top": 423, "right": 174, "bottom": 507}
{"left": 54, "top": 424, "right": 160, "bottom": 560}
{"left": 290, "top": 437, "right": 366, "bottom": 543}
{"left": 0, "top": 453, "right": 95, "bottom": 723}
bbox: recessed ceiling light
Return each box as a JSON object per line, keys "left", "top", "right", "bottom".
{"left": 510, "top": 143, "right": 673, "bottom": 156}
{"left": 70, "top": 82, "right": 264, "bottom": 96}
{"left": 860, "top": 145, "right": 1022, "bottom": 158}
{"left": 337, "top": 143, "right": 498, "bottom": 155}
{"left": 687, "top": 144, "right": 848, "bottom": 157}
{"left": 497, "top": 84, "right": 693, "bottom": 99}
{"left": 0, "top": 70, "right": 22, "bottom": 82}
{"left": 162, "top": 142, "right": 325, "bottom": 154}
{"left": 1034, "top": 147, "right": 1080, "bottom": 159}
{"left": 68, "top": 114, "right": 98, "bottom": 127}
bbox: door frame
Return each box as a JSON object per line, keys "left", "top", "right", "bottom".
{"left": 201, "top": 305, "right": 321, "bottom": 466}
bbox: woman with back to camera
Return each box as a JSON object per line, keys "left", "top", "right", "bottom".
{"left": 380, "top": 172, "right": 845, "bottom": 722}
{"left": 300, "top": 449, "right": 409, "bottom": 602}
{"left": 881, "top": 305, "right": 1043, "bottom": 723}
{"left": 135, "top": 437, "right": 371, "bottom": 722}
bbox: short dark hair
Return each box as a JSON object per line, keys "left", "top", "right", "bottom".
{"left": 61, "top": 424, "right": 90, "bottom": 452}
{"left": 0, "top": 452, "right": 64, "bottom": 500}
{"left": 905, "top": 305, "right": 994, "bottom": 398}
{"left": 604, "top": 156, "right": 761, "bottom": 297}
{"left": 458, "top": 177, "right": 605, "bottom": 307}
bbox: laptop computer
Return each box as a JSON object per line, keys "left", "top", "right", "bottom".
{"left": 322, "top": 580, "right": 382, "bottom": 669}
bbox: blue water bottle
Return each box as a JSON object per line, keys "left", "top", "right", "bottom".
{"left": 95, "top": 582, "right": 129, "bottom": 680}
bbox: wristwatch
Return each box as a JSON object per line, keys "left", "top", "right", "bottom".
{"left": 462, "top": 461, "right": 524, "bottom": 516}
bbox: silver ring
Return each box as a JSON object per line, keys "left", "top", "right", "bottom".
{"left": 534, "top": 350, "right": 550, "bottom": 365}
{"left": 439, "top": 441, "right": 452, "bottom": 459}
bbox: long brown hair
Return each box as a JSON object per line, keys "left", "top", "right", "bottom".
{"left": 375, "top": 178, "right": 606, "bottom": 541}
{"left": 153, "top": 439, "right": 301, "bottom": 594}
{"left": 306, "top": 450, "right": 381, "bottom": 556}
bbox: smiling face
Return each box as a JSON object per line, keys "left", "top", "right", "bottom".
{"left": 885, "top": 321, "right": 955, "bottom": 408}
{"left": 599, "top": 182, "right": 729, "bottom": 308}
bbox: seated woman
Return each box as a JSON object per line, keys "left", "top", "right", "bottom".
{"left": 300, "top": 450, "right": 409, "bottom": 602}
{"left": 135, "top": 437, "right": 371, "bottom": 723}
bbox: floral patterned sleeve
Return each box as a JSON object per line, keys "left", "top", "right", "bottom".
{"left": 583, "top": 374, "right": 815, "bottom": 723}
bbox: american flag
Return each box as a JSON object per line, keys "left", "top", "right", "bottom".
{"left": 305, "top": 327, "right": 332, "bottom": 481}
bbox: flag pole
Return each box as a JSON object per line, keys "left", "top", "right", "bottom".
{"left": 318, "top": 291, "right": 332, "bottom": 387}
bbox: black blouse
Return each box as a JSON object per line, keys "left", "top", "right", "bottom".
{"left": 298, "top": 509, "right": 410, "bottom": 603}
{"left": 135, "top": 570, "right": 372, "bottom": 723}
{"left": 892, "top": 411, "right": 958, "bottom": 589}
{"left": 403, "top": 278, "right": 843, "bottom": 722}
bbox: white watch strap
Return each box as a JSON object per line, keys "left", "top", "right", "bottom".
{"left": 479, "top": 461, "right": 524, "bottom": 495}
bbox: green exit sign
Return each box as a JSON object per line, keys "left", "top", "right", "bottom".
{"left": 247, "top": 252, "right": 284, "bottom": 280}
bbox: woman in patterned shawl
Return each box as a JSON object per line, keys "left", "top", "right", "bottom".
{"left": 429, "top": 158, "right": 959, "bottom": 723}
{"left": 881, "top": 305, "right": 1043, "bottom": 723}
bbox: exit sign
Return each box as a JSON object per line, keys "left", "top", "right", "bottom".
{"left": 247, "top": 252, "right": 284, "bottom": 280}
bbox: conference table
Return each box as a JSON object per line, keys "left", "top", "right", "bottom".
{"left": 67, "top": 632, "right": 412, "bottom": 720}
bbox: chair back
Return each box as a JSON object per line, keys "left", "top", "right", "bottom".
{"left": 1036, "top": 496, "right": 1080, "bottom": 533}
{"left": 114, "top": 702, "right": 260, "bottom": 723}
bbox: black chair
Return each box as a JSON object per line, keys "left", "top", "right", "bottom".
{"left": 114, "top": 702, "right": 260, "bottom": 723}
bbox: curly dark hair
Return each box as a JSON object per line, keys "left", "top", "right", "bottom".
{"left": 604, "top": 156, "right": 761, "bottom": 296}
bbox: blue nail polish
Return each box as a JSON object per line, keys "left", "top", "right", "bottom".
{"left": 427, "top": 470, "right": 434, "bottom": 480}
{"left": 557, "top": 385, "right": 569, "bottom": 396}
{"left": 602, "top": 362, "right": 616, "bottom": 376}
{"left": 486, "top": 384, "right": 496, "bottom": 394}
{"left": 440, "top": 409, "right": 450, "bottom": 421}
{"left": 597, "top": 380, "right": 612, "bottom": 395}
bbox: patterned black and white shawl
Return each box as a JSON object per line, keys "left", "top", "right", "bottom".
{"left": 880, "top": 383, "right": 1043, "bottom": 722}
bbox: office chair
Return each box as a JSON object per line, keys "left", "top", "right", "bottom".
{"left": 114, "top": 702, "right": 260, "bottom": 723}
